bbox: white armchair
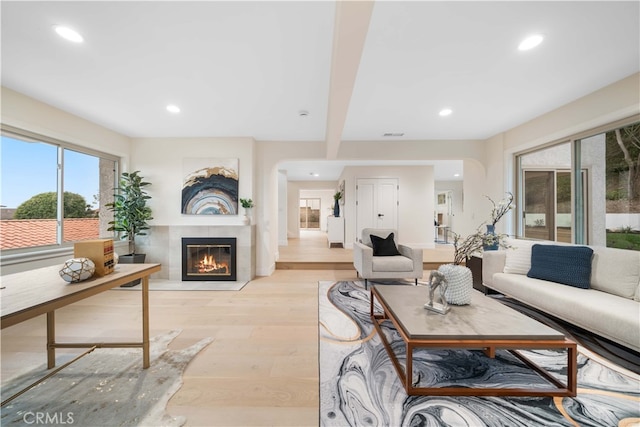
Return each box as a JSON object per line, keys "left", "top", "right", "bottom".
{"left": 353, "top": 228, "right": 423, "bottom": 288}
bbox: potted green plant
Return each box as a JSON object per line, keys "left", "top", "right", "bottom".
{"left": 106, "top": 171, "right": 153, "bottom": 286}
{"left": 240, "top": 198, "right": 254, "bottom": 209}
{"left": 240, "top": 198, "right": 254, "bottom": 224}
{"left": 439, "top": 193, "right": 514, "bottom": 304}
{"left": 333, "top": 191, "right": 342, "bottom": 217}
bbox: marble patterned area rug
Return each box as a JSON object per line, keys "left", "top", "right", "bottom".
{"left": 1, "top": 330, "right": 213, "bottom": 427}
{"left": 319, "top": 281, "right": 640, "bottom": 427}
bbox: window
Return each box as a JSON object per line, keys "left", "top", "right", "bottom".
{"left": 516, "top": 119, "right": 640, "bottom": 251}
{"left": 578, "top": 122, "right": 640, "bottom": 250}
{"left": 0, "top": 127, "right": 118, "bottom": 251}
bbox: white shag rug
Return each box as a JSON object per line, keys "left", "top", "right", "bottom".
{"left": 1, "top": 330, "right": 213, "bottom": 427}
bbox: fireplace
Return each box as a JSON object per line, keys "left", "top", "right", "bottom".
{"left": 182, "top": 237, "right": 237, "bottom": 281}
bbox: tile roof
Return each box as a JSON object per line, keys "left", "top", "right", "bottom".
{"left": 0, "top": 218, "right": 100, "bottom": 250}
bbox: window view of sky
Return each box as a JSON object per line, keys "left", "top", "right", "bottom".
{"left": 1, "top": 136, "right": 99, "bottom": 209}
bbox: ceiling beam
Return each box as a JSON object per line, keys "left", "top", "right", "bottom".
{"left": 325, "top": 0, "right": 374, "bottom": 160}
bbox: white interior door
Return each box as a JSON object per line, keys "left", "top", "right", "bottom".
{"left": 356, "top": 178, "right": 398, "bottom": 241}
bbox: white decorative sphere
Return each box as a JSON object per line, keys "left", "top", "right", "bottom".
{"left": 59, "top": 257, "right": 96, "bottom": 283}
{"left": 438, "top": 264, "right": 473, "bottom": 305}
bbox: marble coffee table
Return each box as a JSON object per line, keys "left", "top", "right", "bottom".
{"left": 370, "top": 284, "right": 577, "bottom": 397}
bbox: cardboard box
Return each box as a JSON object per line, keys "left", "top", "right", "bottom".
{"left": 74, "top": 239, "right": 115, "bottom": 277}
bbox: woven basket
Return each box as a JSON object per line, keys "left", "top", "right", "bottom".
{"left": 437, "top": 264, "right": 473, "bottom": 305}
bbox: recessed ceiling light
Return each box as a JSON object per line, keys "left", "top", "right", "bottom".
{"left": 383, "top": 132, "right": 404, "bottom": 137}
{"left": 299, "top": 110, "right": 309, "bottom": 117}
{"left": 309, "top": 172, "right": 319, "bottom": 177}
{"left": 518, "top": 34, "right": 544, "bottom": 51}
{"left": 53, "top": 25, "right": 84, "bottom": 43}
{"left": 166, "top": 104, "right": 181, "bottom": 113}
{"left": 454, "top": 173, "right": 460, "bottom": 177}
{"left": 439, "top": 108, "right": 453, "bottom": 117}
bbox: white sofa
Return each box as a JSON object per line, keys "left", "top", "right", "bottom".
{"left": 482, "top": 238, "right": 640, "bottom": 353}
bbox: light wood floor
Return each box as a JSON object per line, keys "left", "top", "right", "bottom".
{"left": 0, "top": 232, "right": 454, "bottom": 426}
{"left": 277, "top": 229, "right": 454, "bottom": 269}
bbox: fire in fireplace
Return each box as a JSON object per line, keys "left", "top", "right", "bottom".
{"left": 182, "top": 237, "right": 237, "bottom": 281}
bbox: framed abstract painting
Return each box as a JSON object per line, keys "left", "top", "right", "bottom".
{"left": 182, "top": 158, "right": 239, "bottom": 215}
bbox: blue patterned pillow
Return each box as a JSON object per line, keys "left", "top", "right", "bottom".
{"left": 527, "top": 244, "right": 594, "bottom": 289}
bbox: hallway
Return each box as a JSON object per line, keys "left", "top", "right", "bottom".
{"left": 277, "top": 229, "right": 454, "bottom": 270}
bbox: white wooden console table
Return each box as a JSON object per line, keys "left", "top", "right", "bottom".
{"left": 1, "top": 263, "right": 161, "bottom": 369}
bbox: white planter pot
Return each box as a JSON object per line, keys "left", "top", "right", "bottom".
{"left": 437, "top": 264, "right": 473, "bottom": 305}
{"left": 243, "top": 207, "right": 252, "bottom": 225}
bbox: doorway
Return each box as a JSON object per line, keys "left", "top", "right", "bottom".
{"left": 299, "top": 198, "right": 321, "bottom": 229}
{"left": 523, "top": 169, "right": 587, "bottom": 243}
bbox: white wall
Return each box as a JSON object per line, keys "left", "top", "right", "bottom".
{"left": 459, "top": 159, "right": 490, "bottom": 237}
{"left": 255, "top": 141, "right": 327, "bottom": 274}
{"left": 129, "top": 137, "right": 256, "bottom": 226}
{"left": 337, "top": 165, "right": 434, "bottom": 248}
{"left": 502, "top": 73, "right": 639, "bottom": 154}
{"left": 581, "top": 134, "right": 607, "bottom": 244}
{"left": 287, "top": 182, "right": 301, "bottom": 239}
{"left": 277, "top": 170, "right": 288, "bottom": 246}
{"left": 483, "top": 133, "right": 518, "bottom": 236}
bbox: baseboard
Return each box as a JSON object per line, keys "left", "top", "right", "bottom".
{"left": 276, "top": 261, "right": 355, "bottom": 270}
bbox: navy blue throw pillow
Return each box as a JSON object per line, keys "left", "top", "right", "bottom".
{"left": 527, "top": 244, "right": 594, "bottom": 289}
{"left": 370, "top": 233, "right": 401, "bottom": 256}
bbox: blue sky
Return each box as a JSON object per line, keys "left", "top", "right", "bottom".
{"left": 1, "top": 136, "right": 99, "bottom": 209}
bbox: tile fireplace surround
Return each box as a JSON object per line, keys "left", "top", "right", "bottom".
{"left": 138, "top": 225, "right": 256, "bottom": 283}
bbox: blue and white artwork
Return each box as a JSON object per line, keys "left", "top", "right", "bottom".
{"left": 182, "top": 158, "right": 239, "bottom": 215}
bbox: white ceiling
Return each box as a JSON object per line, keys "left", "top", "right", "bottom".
{"left": 2, "top": 1, "right": 638, "bottom": 181}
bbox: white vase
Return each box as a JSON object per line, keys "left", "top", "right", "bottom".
{"left": 244, "top": 207, "right": 252, "bottom": 225}
{"left": 437, "top": 264, "right": 473, "bottom": 305}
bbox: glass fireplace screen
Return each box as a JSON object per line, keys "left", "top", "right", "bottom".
{"left": 182, "top": 238, "right": 236, "bottom": 281}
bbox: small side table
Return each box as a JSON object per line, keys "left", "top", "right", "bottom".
{"left": 327, "top": 216, "right": 344, "bottom": 248}
{"left": 466, "top": 255, "right": 488, "bottom": 294}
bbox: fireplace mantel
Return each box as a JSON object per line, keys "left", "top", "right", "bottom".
{"left": 138, "top": 225, "right": 255, "bottom": 282}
